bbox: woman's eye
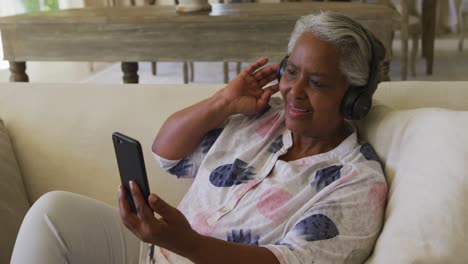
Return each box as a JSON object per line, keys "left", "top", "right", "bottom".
{"left": 310, "top": 79, "right": 324, "bottom": 88}
{"left": 286, "top": 68, "right": 297, "bottom": 76}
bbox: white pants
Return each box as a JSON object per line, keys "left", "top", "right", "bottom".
{"left": 11, "top": 191, "right": 140, "bottom": 264}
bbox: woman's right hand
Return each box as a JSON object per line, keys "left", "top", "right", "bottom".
{"left": 216, "top": 58, "right": 280, "bottom": 115}
{"left": 152, "top": 58, "right": 279, "bottom": 160}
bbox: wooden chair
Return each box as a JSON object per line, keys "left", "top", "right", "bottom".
{"left": 457, "top": 0, "right": 468, "bottom": 51}
{"left": 221, "top": 0, "right": 256, "bottom": 83}
{"left": 283, "top": 0, "right": 419, "bottom": 80}
{"left": 361, "top": 0, "right": 422, "bottom": 80}
{"left": 143, "top": 0, "right": 193, "bottom": 83}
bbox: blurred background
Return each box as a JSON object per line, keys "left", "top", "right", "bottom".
{"left": 1, "top": 0, "right": 467, "bottom": 84}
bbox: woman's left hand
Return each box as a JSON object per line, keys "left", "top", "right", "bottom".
{"left": 118, "top": 182, "right": 199, "bottom": 256}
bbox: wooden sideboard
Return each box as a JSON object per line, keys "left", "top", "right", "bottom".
{"left": 0, "top": 2, "right": 395, "bottom": 83}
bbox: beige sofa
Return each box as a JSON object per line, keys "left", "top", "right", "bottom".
{"left": 1, "top": 81, "right": 468, "bottom": 263}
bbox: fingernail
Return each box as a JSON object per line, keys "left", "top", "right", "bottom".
{"left": 118, "top": 185, "right": 121, "bottom": 194}
{"left": 129, "top": 181, "right": 134, "bottom": 190}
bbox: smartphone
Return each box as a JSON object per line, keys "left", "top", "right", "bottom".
{"left": 112, "top": 132, "right": 151, "bottom": 213}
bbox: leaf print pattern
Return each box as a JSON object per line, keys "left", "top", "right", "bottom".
{"left": 293, "top": 214, "right": 339, "bottom": 242}
{"left": 360, "top": 143, "right": 380, "bottom": 162}
{"left": 312, "top": 165, "right": 343, "bottom": 192}
{"left": 201, "top": 128, "right": 224, "bottom": 154}
{"left": 268, "top": 135, "right": 283, "bottom": 153}
{"left": 209, "top": 159, "right": 256, "bottom": 187}
{"left": 148, "top": 244, "right": 159, "bottom": 264}
{"left": 227, "top": 229, "right": 260, "bottom": 245}
{"left": 168, "top": 158, "right": 193, "bottom": 178}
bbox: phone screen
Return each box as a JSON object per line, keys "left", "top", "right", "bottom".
{"left": 112, "top": 132, "right": 151, "bottom": 213}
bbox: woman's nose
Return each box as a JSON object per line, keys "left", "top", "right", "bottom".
{"left": 290, "top": 79, "right": 307, "bottom": 99}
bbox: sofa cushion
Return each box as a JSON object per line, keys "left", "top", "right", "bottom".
{"left": 0, "top": 119, "right": 30, "bottom": 263}
{"left": 356, "top": 104, "right": 468, "bottom": 263}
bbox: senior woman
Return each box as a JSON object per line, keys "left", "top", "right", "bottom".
{"left": 11, "top": 11, "right": 387, "bottom": 264}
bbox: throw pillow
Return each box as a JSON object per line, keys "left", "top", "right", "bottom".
{"left": 355, "top": 104, "right": 468, "bottom": 263}
{"left": 0, "top": 119, "right": 30, "bottom": 263}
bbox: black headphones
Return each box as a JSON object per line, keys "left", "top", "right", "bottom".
{"left": 276, "top": 29, "right": 385, "bottom": 120}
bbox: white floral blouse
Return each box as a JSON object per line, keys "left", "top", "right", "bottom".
{"left": 140, "top": 97, "right": 387, "bottom": 264}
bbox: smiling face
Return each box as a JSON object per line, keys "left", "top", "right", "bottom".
{"left": 279, "top": 32, "right": 348, "bottom": 139}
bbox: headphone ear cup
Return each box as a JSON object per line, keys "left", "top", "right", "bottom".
{"left": 341, "top": 87, "right": 358, "bottom": 120}
{"left": 352, "top": 93, "right": 372, "bottom": 120}
{"left": 340, "top": 27, "right": 383, "bottom": 120}
{"left": 277, "top": 56, "right": 289, "bottom": 82}
{"left": 340, "top": 86, "right": 371, "bottom": 120}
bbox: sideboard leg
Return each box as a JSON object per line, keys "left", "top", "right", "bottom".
{"left": 183, "top": 61, "right": 189, "bottom": 84}
{"left": 223, "top": 61, "right": 229, "bottom": 84}
{"left": 9, "top": 61, "right": 29, "bottom": 82}
{"left": 121, "top": 62, "right": 139, "bottom": 84}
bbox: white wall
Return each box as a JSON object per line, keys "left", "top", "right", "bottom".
{"left": 0, "top": 37, "right": 7, "bottom": 70}
{"left": 58, "top": 0, "right": 84, "bottom": 9}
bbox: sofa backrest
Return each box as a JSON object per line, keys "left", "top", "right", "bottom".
{"left": 374, "top": 81, "right": 468, "bottom": 110}
{"left": 0, "top": 81, "right": 467, "bottom": 208}
{"left": 0, "top": 83, "right": 219, "bottom": 207}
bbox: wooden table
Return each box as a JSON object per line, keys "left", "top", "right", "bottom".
{"left": 0, "top": 2, "right": 395, "bottom": 83}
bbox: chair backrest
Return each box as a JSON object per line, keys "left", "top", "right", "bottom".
{"left": 361, "top": 0, "right": 410, "bottom": 30}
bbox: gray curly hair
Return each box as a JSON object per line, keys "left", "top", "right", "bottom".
{"left": 287, "top": 11, "right": 382, "bottom": 87}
